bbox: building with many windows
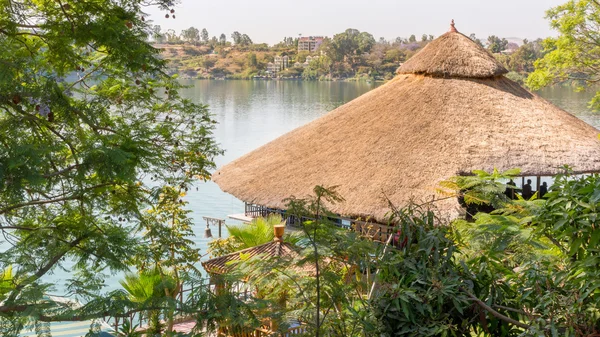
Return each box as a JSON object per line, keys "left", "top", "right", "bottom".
{"left": 266, "top": 55, "right": 290, "bottom": 75}
{"left": 298, "top": 36, "right": 324, "bottom": 52}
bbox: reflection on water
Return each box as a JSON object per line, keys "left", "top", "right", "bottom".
{"left": 179, "top": 80, "right": 379, "bottom": 248}
{"left": 537, "top": 85, "right": 599, "bottom": 128}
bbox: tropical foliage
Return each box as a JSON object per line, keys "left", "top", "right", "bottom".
{"left": 208, "top": 214, "right": 301, "bottom": 258}
{"left": 120, "top": 268, "right": 177, "bottom": 335}
{"left": 211, "top": 171, "right": 600, "bottom": 337}
{"left": 227, "top": 214, "right": 281, "bottom": 249}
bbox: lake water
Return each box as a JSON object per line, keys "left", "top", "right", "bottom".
{"left": 46, "top": 80, "right": 600, "bottom": 293}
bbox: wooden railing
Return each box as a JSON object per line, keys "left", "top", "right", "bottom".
{"left": 353, "top": 221, "right": 395, "bottom": 242}
{"left": 244, "top": 202, "right": 396, "bottom": 243}
{"left": 245, "top": 203, "right": 272, "bottom": 218}
{"left": 284, "top": 324, "right": 308, "bottom": 336}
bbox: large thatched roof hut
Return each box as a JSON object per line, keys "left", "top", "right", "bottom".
{"left": 213, "top": 23, "right": 600, "bottom": 222}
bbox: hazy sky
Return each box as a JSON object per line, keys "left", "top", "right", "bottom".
{"left": 145, "top": 0, "right": 565, "bottom": 45}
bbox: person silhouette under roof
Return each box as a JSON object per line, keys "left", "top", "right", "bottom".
{"left": 504, "top": 179, "right": 517, "bottom": 200}
{"left": 522, "top": 179, "right": 533, "bottom": 200}
{"left": 539, "top": 182, "right": 548, "bottom": 198}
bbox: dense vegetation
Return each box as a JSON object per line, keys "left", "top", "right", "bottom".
{"left": 153, "top": 26, "right": 546, "bottom": 82}
{"left": 209, "top": 170, "right": 600, "bottom": 336}
{"left": 1, "top": 0, "right": 600, "bottom": 336}
{"left": 0, "top": 0, "right": 221, "bottom": 335}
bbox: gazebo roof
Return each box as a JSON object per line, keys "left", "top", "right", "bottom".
{"left": 213, "top": 23, "right": 600, "bottom": 222}
{"left": 398, "top": 24, "right": 508, "bottom": 78}
{"left": 202, "top": 239, "right": 310, "bottom": 275}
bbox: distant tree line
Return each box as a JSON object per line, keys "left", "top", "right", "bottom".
{"left": 152, "top": 25, "right": 549, "bottom": 82}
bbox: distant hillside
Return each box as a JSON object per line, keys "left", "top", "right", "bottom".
{"left": 156, "top": 33, "right": 546, "bottom": 83}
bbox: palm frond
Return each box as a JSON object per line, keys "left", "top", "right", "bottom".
{"left": 227, "top": 214, "right": 284, "bottom": 249}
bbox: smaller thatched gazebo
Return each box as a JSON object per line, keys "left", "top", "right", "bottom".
{"left": 202, "top": 225, "right": 309, "bottom": 336}
{"left": 213, "top": 21, "right": 600, "bottom": 230}
{"left": 202, "top": 225, "right": 304, "bottom": 276}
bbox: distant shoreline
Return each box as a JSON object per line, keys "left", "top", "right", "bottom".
{"left": 177, "top": 75, "right": 385, "bottom": 83}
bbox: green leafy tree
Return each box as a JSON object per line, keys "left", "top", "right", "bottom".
{"left": 219, "top": 33, "right": 227, "bottom": 45}
{"left": 232, "top": 187, "right": 381, "bottom": 337}
{"left": 408, "top": 34, "right": 417, "bottom": 43}
{"left": 356, "top": 31, "right": 376, "bottom": 54}
{"left": 328, "top": 29, "right": 375, "bottom": 71}
{"left": 181, "top": 26, "right": 200, "bottom": 45}
{"left": 469, "top": 33, "right": 485, "bottom": 48}
{"left": 487, "top": 35, "right": 509, "bottom": 53}
{"left": 165, "top": 28, "right": 181, "bottom": 43}
{"left": 201, "top": 28, "right": 209, "bottom": 44}
{"left": 372, "top": 204, "right": 475, "bottom": 336}
{"left": 120, "top": 268, "right": 177, "bottom": 335}
{"left": 330, "top": 29, "right": 360, "bottom": 61}
{"left": 231, "top": 31, "right": 242, "bottom": 45}
{"left": 133, "top": 185, "right": 204, "bottom": 335}
{"left": 527, "top": 0, "right": 600, "bottom": 110}
{"left": 510, "top": 40, "right": 542, "bottom": 73}
{"left": 421, "top": 34, "right": 428, "bottom": 42}
{"left": 302, "top": 55, "right": 333, "bottom": 80}
{"left": 384, "top": 48, "right": 406, "bottom": 63}
{"left": 152, "top": 25, "right": 165, "bottom": 43}
{"left": 0, "top": 266, "right": 14, "bottom": 300}
{"left": 0, "top": 0, "right": 221, "bottom": 333}
{"left": 448, "top": 168, "right": 600, "bottom": 335}
{"left": 247, "top": 53, "right": 258, "bottom": 68}
{"left": 240, "top": 34, "right": 253, "bottom": 46}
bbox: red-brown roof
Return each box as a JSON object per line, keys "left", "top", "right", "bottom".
{"left": 202, "top": 241, "right": 300, "bottom": 275}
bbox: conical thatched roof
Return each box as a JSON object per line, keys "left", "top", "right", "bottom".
{"left": 397, "top": 29, "right": 508, "bottom": 78}
{"left": 213, "top": 24, "right": 600, "bottom": 222}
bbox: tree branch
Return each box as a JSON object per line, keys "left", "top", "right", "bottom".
{"left": 462, "top": 289, "right": 532, "bottom": 330}
{"left": 43, "top": 164, "right": 81, "bottom": 178}
{"left": 0, "top": 195, "right": 82, "bottom": 214}
{"left": 4, "top": 234, "right": 91, "bottom": 305}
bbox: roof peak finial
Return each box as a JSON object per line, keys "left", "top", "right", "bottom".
{"left": 450, "top": 19, "right": 458, "bottom": 33}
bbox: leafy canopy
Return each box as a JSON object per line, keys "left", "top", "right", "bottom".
{"left": 0, "top": 0, "right": 221, "bottom": 331}
{"left": 527, "top": 0, "right": 600, "bottom": 110}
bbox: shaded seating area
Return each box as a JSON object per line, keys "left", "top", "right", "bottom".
{"left": 506, "top": 176, "right": 553, "bottom": 200}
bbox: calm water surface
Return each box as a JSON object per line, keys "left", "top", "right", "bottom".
{"left": 46, "top": 80, "right": 600, "bottom": 293}
{"left": 179, "top": 80, "right": 379, "bottom": 256}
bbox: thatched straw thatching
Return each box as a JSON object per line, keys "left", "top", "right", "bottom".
{"left": 213, "top": 26, "right": 600, "bottom": 222}
{"left": 398, "top": 30, "right": 508, "bottom": 78}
